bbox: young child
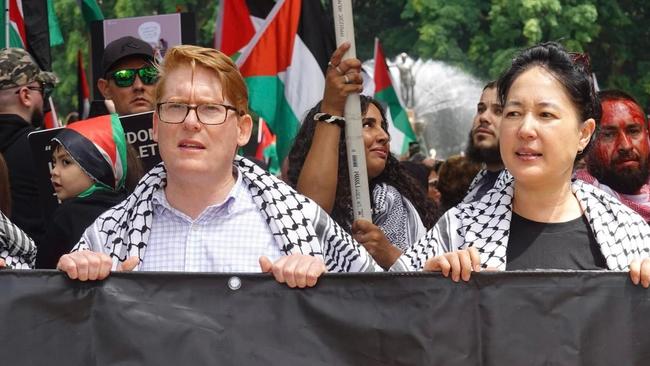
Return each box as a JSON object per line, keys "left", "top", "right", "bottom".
{"left": 36, "top": 114, "right": 128, "bottom": 268}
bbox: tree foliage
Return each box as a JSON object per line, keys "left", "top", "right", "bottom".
{"left": 401, "top": 0, "right": 649, "bottom": 108}
{"left": 50, "top": 0, "right": 650, "bottom": 119}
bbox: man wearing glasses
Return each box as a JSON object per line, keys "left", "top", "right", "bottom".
{"left": 57, "top": 45, "right": 381, "bottom": 287}
{"left": 0, "top": 48, "right": 58, "bottom": 248}
{"left": 97, "top": 36, "right": 158, "bottom": 116}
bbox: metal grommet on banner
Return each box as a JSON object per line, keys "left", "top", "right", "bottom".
{"left": 228, "top": 276, "right": 241, "bottom": 291}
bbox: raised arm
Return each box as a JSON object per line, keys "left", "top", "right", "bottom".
{"left": 296, "top": 42, "right": 363, "bottom": 213}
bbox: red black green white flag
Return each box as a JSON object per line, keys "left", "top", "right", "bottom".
{"left": 214, "top": 0, "right": 274, "bottom": 59}
{"left": 255, "top": 117, "right": 279, "bottom": 174}
{"left": 0, "top": 0, "right": 59, "bottom": 128}
{"left": 77, "top": 50, "right": 90, "bottom": 120}
{"left": 373, "top": 38, "right": 416, "bottom": 156}
{"left": 237, "top": 0, "right": 335, "bottom": 163}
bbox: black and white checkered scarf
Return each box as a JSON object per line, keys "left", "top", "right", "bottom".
{"left": 372, "top": 183, "right": 426, "bottom": 251}
{"left": 74, "top": 156, "right": 381, "bottom": 273}
{"left": 392, "top": 171, "right": 650, "bottom": 271}
{"left": 0, "top": 211, "right": 36, "bottom": 269}
{"left": 462, "top": 168, "right": 508, "bottom": 204}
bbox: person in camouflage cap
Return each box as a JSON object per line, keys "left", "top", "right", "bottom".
{"left": 0, "top": 48, "right": 57, "bottom": 90}
{"left": 0, "top": 48, "right": 58, "bottom": 252}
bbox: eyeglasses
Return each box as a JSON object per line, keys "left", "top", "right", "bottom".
{"left": 14, "top": 82, "right": 54, "bottom": 99}
{"left": 108, "top": 66, "right": 158, "bottom": 87}
{"left": 157, "top": 102, "right": 242, "bottom": 125}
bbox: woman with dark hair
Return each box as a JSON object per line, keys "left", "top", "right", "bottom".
{"left": 288, "top": 44, "right": 437, "bottom": 268}
{"left": 391, "top": 42, "right": 650, "bottom": 287}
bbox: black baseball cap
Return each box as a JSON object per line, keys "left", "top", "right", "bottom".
{"left": 101, "top": 36, "right": 154, "bottom": 76}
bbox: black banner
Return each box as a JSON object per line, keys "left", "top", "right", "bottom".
{"left": 1, "top": 271, "right": 649, "bottom": 365}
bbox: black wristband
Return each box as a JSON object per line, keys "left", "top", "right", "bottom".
{"left": 314, "top": 112, "right": 345, "bottom": 128}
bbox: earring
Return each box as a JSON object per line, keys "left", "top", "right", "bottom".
{"left": 577, "top": 149, "right": 583, "bottom": 154}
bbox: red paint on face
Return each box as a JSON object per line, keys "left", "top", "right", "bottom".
{"left": 594, "top": 99, "right": 649, "bottom": 172}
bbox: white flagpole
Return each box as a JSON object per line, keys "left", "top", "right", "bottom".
{"left": 5, "top": 0, "right": 10, "bottom": 48}
{"left": 331, "top": 0, "right": 372, "bottom": 221}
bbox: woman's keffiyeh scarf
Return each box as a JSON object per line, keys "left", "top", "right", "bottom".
{"left": 372, "top": 183, "right": 426, "bottom": 251}
{"left": 0, "top": 211, "right": 36, "bottom": 268}
{"left": 74, "top": 156, "right": 381, "bottom": 273}
{"left": 391, "top": 171, "right": 650, "bottom": 271}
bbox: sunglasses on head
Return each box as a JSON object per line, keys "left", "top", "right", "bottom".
{"left": 108, "top": 65, "right": 158, "bottom": 87}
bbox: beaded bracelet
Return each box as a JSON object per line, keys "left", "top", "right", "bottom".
{"left": 314, "top": 112, "right": 345, "bottom": 128}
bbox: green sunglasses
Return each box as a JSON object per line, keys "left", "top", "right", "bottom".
{"left": 108, "top": 66, "right": 159, "bottom": 87}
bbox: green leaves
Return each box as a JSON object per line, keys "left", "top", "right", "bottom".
{"left": 49, "top": 0, "right": 650, "bottom": 119}
{"left": 403, "top": 0, "right": 648, "bottom": 107}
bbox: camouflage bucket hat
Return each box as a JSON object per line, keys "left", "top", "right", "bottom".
{"left": 0, "top": 48, "right": 58, "bottom": 90}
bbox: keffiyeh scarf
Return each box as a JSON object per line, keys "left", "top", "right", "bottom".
{"left": 462, "top": 168, "right": 508, "bottom": 204}
{"left": 575, "top": 169, "right": 650, "bottom": 223}
{"left": 372, "top": 183, "right": 426, "bottom": 251}
{"left": 0, "top": 211, "right": 36, "bottom": 269}
{"left": 392, "top": 171, "right": 650, "bottom": 271}
{"left": 74, "top": 156, "right": 381, "bottom": 273}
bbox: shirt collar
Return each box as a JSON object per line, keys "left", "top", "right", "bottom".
{"left": 152, "top": 168, "right": 245, "bottom": 220}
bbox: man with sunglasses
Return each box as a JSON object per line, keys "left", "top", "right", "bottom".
{"left": 0, "top": 48, "right": 58, "bottom": 249}
{"left": 97, "top": 36, "right": 158, "bottom": 116}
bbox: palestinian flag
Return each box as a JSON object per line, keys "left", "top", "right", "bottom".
{"left": 53, "top": 114, "right": 127, "bottom": 191}
{"left": 237, "top": 0, "right": 335, "bottom": 163}
{"left": 77, "top": 50, "right": 90, "bottom": 120}
{"left": 43, "top": 98, "right": 60, "bottom": 129}
{"left": 255, "top": 117, "right": 279, "bottom": 174}
{"left": 0, "top": 0, "right": 51, "bottom": 70}
{"left": 78, "top": 0, "right": 104, "bottom": 28}
{"left": 0, "top": 0, "right": 27, "bottom": 48}
{"left": 0, "top": 0, "right": 59, "bottom": 128}
{"left": 214, "top": 0, "right": 274, "bottom": 59}
{"left": 373, "top": 38, "right": 416, "bottom": 156}
{"left": 47, "top": 0, "right": 63, "bottom": 47}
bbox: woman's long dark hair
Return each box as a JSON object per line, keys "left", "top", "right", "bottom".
{"left": 288, "top": 95, "right": 438, "bottom": 232}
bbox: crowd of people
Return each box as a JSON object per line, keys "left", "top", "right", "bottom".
{"left": 1, "top": 36, "right": 650, "bottom": 289}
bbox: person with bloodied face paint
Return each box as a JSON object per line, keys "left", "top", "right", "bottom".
{"left": 575, "top": 90, "right": 650, "bottom": 222}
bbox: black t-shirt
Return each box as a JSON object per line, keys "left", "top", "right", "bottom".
{"left": 506, "top": 212, "right": 607, "bottom": 270}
